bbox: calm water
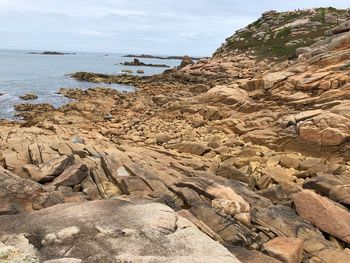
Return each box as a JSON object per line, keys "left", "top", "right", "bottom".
{"left": 0, "top": 49, "right": 181, "bottom": 119}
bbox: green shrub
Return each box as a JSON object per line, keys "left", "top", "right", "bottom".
{"left": 276, "top": 27, "right": 291, "bottom": 38}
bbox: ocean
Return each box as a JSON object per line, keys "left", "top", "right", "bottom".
{"left": 0, "top": 49, "right": 181, "bottom": 119}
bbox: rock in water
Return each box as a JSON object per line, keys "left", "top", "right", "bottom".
{"left": 19, "top": 93, "right": 39, "bottom": 100}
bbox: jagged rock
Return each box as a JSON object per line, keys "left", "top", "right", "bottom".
{"left": 51, "top": 164, "right": 89, "bottom": 186}
{"left": 293, "top": 190, "right": 350, "bottom": 243}
{"left": 262, "top": 166, "right": 296, "bottom": 185}
{"left": 24, "top": 155, "right": 74, "bottom": 182}
{"left": 329, "top": 184, "right": 350, "bottom": 205}
{"left": 303, "top": 174, "right": 343, "bottom": 196}
{"left": 167, "top": 142, "right": 211, "bottom": 156}
{"left": 2, "top": 7, "right": 350, "bottom": 263}
{"left": 253, "top": 204, "right": 350, "bottom": 262}
{"left": 216, "top": 159, "right": 255, "bottom": 187}
{"left": 262, "top": 237, "right": 303, "bottom": 263}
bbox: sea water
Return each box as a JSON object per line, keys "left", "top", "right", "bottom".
{"left": 0, "top": 49, "right": 180, "bottom": 119}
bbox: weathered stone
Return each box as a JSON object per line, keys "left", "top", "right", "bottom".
{"left": 279, "top": 154, "right": 302, "bottom": 169}
{"left": 216, "top": 159, "right": 255, "bottom": 187}
{"left": 168, "top": 142, "right": 211, "bottom": 156}
{"left": 332, "top": 20, "right": 350, "bottom": 34}
{"left": 51, "top": 164, "right": 89, "bottom": 186}
{"left": 293, "top": 190, "right": 350, "bottom": 243}
{"left": 24, "top": 155, "right": 73, "bottom": 182}
{"left": 262, "top": 237, "right": 303, "bottom": 263}
{"left": 0, "top": 200, "right": 241, "bottom": 263}
{"left": 329, "top": 185, "right": 350, "bottom": 205}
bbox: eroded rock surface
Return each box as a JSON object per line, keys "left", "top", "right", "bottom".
{"left": 0, "top": 200, "right": 240, "bottom": 263}
{"left": 1, "top": 7, "right": 350, "bottom": 263}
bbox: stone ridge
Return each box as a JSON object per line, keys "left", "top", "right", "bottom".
{"left": 215, "top": 7, "right": 350, "bottom": 59}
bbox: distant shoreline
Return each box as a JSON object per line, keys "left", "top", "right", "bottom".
{"left": 28, "top": 51, "right": 77, "bottom": 55}
{"left": 123, "top": 54, "right": 204, "bottom": 60}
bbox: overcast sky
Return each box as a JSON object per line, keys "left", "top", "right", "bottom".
{"left": 0, "top": 0, "right": 348, "bottom": 55}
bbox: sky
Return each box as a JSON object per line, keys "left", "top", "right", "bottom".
{"left": 0, "top": 0, "right": 349, "bottom": 56}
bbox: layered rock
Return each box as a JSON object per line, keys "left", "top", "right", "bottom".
{"left": 2, "top": 7, "right": 350, "bottom": 263}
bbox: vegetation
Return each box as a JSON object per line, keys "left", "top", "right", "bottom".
{"left": 276, "top": 27, "right": 291, "bottom": 38}
{"left": 340, "top": 62, "right": 350, "bottom": 71}
{"left": 218, "top": 7, "right": 348, "bottom": 60}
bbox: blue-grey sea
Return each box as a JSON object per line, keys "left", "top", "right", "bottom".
{"left": 0, "top": 50, "right": 181, "bottom": 119}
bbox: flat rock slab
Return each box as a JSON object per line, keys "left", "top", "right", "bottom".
{"left": 293, "top": 190, "right": 350, "bottom": 244}
{"left": 0, "top": 199, "right": 241, "bottom": 263}
{"left": 262, "top": 237, "right": 303, "bottom": 263}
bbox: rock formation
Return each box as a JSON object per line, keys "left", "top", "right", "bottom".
{"left": 20, "top": 93, "right": 39, "bottom": 100}
{"left": 1, "top": 7, "right": 350, "bottom": 263}
{"left": 121, "top": 58, "right": 170, "bottom": 68}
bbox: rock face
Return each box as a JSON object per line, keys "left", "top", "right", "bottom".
{"left": 293, "top": 190, "right": 350, "bottom": 243}
{"left": 215, "top": 7, "right": 350, "bottom": 59}
{"left": 2, "top": 6, "right": 350, "bottom": 263}
{"left": 0, "top": 200, "right": 240, "bottom": 263}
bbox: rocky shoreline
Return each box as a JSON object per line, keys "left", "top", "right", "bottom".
{"left": 1, "top": 8, "right": 350, "bottom": 263}
{"left": 123, "top": 54, "right": 203, "bottom": 60}
{"left": 120, "top": 58, "right": 170, "bottom": 68}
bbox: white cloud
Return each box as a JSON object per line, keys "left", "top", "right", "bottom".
{"left": 0, "top": 0, "right": 348, "bottom": 55}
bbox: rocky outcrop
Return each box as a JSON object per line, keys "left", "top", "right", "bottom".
{"left": 2, "top": 7, "right": 350, "bottom": 263}
{"left": 0, "top": 200, "right": 240, "bottom": 262}
{"left": 215, "top": 7, "right": 350, "bottom": 59}
{"left": 19, "top": 93, "right": 38, "bottom": 100}
{"left": 121, "top": 58, "right": 170, "bottom": 68}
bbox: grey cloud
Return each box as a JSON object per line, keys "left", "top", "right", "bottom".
{"left": 0, "top": 0, "right": 348, "bottom": 55}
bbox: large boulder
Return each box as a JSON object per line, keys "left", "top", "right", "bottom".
{"left": 202, "top": 85, "right": 250, "bottom": 105}
{"left": 0, "top": 200, "right": 241, "bottom": 263}
{"left": 293, "top": 190, "right": 350, "bottom": 244}
{"left": 298, "top": 112, "right": 350, "bottom": 146}
{"left": 328, "top": 32, "right": 350, "bottom": 51}
{"left": 332, "top": 19, "right": 350, "bottom": 34}
{"left": 263, "top": 71, "right": 294, "bottom": 89}
{"left": 262, "top": 237, "right": 303, "bottom": 263}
